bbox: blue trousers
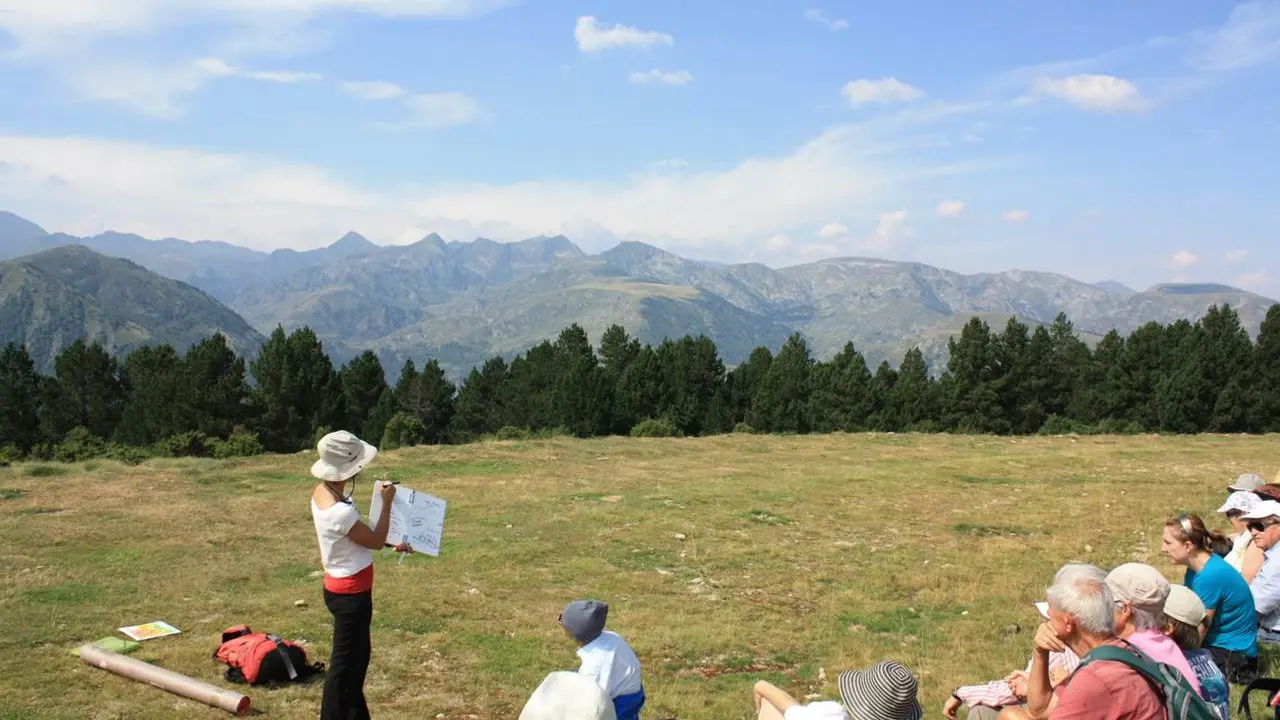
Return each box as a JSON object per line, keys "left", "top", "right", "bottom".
{"left": 613, "top": 689, "right": 645, "bottom": 720}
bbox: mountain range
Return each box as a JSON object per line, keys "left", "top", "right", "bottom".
{"left": 1, "top": 210, "right": 1276, "bottom": 377}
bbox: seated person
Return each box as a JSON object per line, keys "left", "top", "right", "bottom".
{"left": 753, "top": 661, "right": 922, "bottom": 720}
{"left": 1162, "top": 586, "right": 1230, "bottom": 720}
{"left": 942, "top": 603, "right": 1080, "bottom": 719}
{"left": 560, "top": 600, "right": 645, "bottom": 720}
{"left": 1218, "top": 492, "right": 1266, "bottom": 581}
{"left": 1106, "top": 562, "right": 1202, "bottom": 696}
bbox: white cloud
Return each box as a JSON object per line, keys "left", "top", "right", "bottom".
{"left": 803, "top": 9, "right": 848, "bottom": 31}
{"left": 1001, "top": 209, "right": 1030, "bottom": 223}
{"left": 575, "top": 16, "right": 673, "bottom": 52}
{"left": 246, "top": 70, "right": 322, "bottom": 83}
{"left": 936, "top": 200, "right": 965, "bottom": 219}
{"left": 399, "top": 93, "right": 492, "bottom": 128}
{"left": 842, "top": 78, "right": 925, "bottom": 106}
{"left": 341, "top": 81, "right": 408, "bottom": 100}
{"left": 629, "top": 69, "right": 694, "bottom": 86}
{"left": 800, "top": 243, "right": 841, "bottom": 258}
{"left": 764, "top": 234, "right": 792, "bottom": 252}
{"left": 1190, "top": 1, "right": 1280, "bottom": 71}
{"left": 1225, "top": 249, "right": 1249, "bottom": 264}
{"left": 1234, "top": 271, "right": 1269, "bottom": 288}
{"left": 1170, "top": 249, "right": 1200, "bottom": 268}
{"left": 1028, "top": 74, "right": 1149, "bottom": 112}
{"left": 817, "top": 222, "right": 850, "bottom": 239}
{"left": 0, "top": 0, "right": 506, "bottom": 114}
{"left": 0, "top": 104, "right": 986, "bottom": 254}
{"left": 864, "top": 209, "right": 912, "bottom": 254}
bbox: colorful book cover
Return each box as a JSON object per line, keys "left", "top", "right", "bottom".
{"left": 118, "top": 621, "right": 181, "bottom": 641}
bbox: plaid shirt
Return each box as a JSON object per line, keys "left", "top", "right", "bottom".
{"left": 955, "top": 648, "right": 1082, "bottom": 708}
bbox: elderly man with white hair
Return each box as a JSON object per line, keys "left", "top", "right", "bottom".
{"left": 1243, "top": 499, "right": 1280, "bottom": 648}
{"left": 1023, "top": 564, "right": 1164, "bottom": 720}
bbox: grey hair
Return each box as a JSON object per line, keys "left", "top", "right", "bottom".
{"left": 1046, "top": 563, "right": 1116, "bottom": 635}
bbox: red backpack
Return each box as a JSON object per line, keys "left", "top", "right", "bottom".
{"left": 213, "top": 625, "right": 324, "bottom": 685}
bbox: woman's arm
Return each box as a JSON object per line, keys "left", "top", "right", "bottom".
{"left": 1200, "top": 609, "right": 1217, "bottom": 642}
{"left": 345, "top": 483, "right": 396, "bottom": 549}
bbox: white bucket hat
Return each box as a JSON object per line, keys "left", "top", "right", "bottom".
{"left": 1218, "top": 491, "right": 1261, "bottom": 515}
{"left": 1165, "top": 585, "right": 1207, "bottom": 626}
{"left": 310, "top": 431, "right": 378, "bottom": 482}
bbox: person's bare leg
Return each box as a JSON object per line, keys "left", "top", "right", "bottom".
{"left": 754, "top": 680, "right": 795, "bottom": 720}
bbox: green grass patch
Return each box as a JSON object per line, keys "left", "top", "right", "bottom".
{"left": 599, "top": 541, "right": 680, "bottom": 572}
{"left": 952, "top": 523, "right": 1043, "bottom": 538}
{"left": 16, "top": 507, "right": 61, "bottom": 516}
{"left": 23, "top": 582, "right": 105, "bottom": 605}
{"left": 0, "top": 487, "right": 25, "bottom": 500}
{"left": 432, "top": 459, "right": 523, "bottom": 475}
{"left": 952, "top": 473, "right": 1022, "bottom": 485}
{"left": 743, "top": 509, "right": 794, "bottom": 525}
{"left": 24, "top": 465, "right": 68, "bottom": 478}
{"left": 838, "top": 603, "right": 966, "bottom": 639}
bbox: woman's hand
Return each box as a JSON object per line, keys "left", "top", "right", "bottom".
{"left": 943, "top": 696, "right": 962, "bottom": 719}
{"left": 378, "top": 481, "right": 397, "bottom": 504}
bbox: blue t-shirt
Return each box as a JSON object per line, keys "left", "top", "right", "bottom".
{"left": 1185, "top": 554, "right": 1259, "bottom": 657}
{"left": 1186, "top": 649, "right": 1230, "bottom": 720}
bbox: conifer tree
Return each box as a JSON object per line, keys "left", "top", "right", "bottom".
{"left": 184, "top": 334, "right": 249, "bottom": 438}
{"left": 0, "top": 343, "right": 43, "bottom": 453}
{"left": 116, "top": 344, "right": 187, "bottom": 445}
{"left": 751, "top": 333, "right": 813, "bottom": 433}
{"left": 42, "top": 340, "right": 126, "bottom": 441}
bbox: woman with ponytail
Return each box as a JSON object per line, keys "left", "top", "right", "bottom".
{"left": 1162, "top": 513, "right": 1259, "bottom": 683}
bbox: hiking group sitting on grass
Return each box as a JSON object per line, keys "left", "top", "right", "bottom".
{"left": 941, "top": 472, "right": 1280, "bottom": 720}
{"left": 309, "top": 430, "right": 1278, "bottom": 720}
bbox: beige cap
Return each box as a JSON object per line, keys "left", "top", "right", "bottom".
{"left": 1164, "top": 585, "right": 1206, "bottom": 626}
{"left": 1106, "top": 563, "right": 1170, "bottom": 611}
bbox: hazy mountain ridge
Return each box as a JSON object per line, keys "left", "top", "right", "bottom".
{"left": 1, "top": 211, "right": 1275, "bottom": 377}
{"left": 0, "top": 245, "right": 267, "bottom": 372}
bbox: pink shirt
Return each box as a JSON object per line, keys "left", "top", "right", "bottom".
{"left": 1125, "top": 628, "right": 1202, "bottom": 697}
{"left": 1052, "top": 640, "right": 1165, "bottom": 720}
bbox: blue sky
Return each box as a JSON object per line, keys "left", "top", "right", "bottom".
{"left": 0, "top": 0, "right": 1277, "bottom": 294}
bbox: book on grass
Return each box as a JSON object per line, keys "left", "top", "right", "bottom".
{"left": 119, "top": 621, "right": 181, "bottom": 641}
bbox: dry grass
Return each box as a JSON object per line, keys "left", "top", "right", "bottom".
{"left": 1, "top": 434, "right": 1277, "bottom": 719}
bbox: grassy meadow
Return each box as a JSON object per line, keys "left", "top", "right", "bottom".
{"left": 2, "top": 433, "right": 1278, "bottom": 719}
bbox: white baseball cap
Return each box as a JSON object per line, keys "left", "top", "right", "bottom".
{"left": 1164, "top": 585, "right": 1207, "bottom": 626}
{"left": 1218, "top": 491, "right": 1261, "bottom": 515}
{"left": 1242, "top": 500, "right": 1280, "bottom": 521}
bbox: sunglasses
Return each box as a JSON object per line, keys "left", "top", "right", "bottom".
{"left": 1247, "top": 519, "right": 1280, "bottom": 533}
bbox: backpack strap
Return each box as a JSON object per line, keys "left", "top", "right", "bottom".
{"left": 1082, "top": 644, "right": 1165, "bottom": 683}
{"left": 265, "top": 635, "right": 299, "bottom": 681}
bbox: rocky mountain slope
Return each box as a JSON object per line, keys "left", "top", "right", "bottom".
{"left": 0, "top": 245, "right": 266, "bottom": 373}
{"left": 2, "top": 211, "right": 1274, "bottom": 376}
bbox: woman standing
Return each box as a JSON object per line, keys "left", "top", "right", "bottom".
{"left": 1162, "top": 513, "right": 1259, "bottom": 684}
{"left": 310, "top": 430, "right": 400, "bottom": 720}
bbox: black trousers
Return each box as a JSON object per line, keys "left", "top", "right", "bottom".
{"left": 321, "top": 589, "right": 373, "bottom": 720}
{"left": 1207, "top": 645, "right": 1259, "bottom": 686}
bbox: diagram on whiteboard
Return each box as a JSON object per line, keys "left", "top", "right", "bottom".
{"left": 368, "top": 485, "right": 448, "bottom": 557}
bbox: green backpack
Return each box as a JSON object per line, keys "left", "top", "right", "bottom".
{"left": 1079, "top": 645, "right": 1220, "bottom": 720}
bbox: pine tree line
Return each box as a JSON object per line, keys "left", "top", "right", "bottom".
{"left": 2, "top": 304, "right": 1279, "bottom": 463}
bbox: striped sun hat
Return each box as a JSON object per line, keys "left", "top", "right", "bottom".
{"left": 837, "top": 661, "right": 923, "bottom": 720}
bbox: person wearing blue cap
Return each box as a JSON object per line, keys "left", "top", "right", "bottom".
{"left": 560, "top": 600, "right": 645, "bottom": 720}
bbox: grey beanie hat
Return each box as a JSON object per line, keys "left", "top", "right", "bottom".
{"left": 560, "top": 600, "right": 608, "bottom": 644}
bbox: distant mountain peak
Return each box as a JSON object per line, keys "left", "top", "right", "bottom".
{"left": 332, "top": 231, "right": 376, "bottom": 250}
{"left": 0, "top": 211, "right": 47, "bottom": 239}
{"left": 1094, "top": 280, "right": 1135, "bottom": 294}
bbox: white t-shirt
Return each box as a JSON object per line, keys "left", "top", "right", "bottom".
{"left": 311, "top": 499, "right": 373, "bottom": 577}
{"left": 576, "top": 631, "right": 643, "bottom": 698}
{"left": 783, "top": 701, "right": 849, "bottom": 720}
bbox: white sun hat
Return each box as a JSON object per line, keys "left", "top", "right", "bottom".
{"left": 1218, "top": 491, "right": 1261, "bottom": 515}
{"left": 310, "top": 430, "right": 378, "bottom": 482}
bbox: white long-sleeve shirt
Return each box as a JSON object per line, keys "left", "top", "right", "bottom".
{"left": 576, "top": 631, "right": 643, "bottom": 698}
